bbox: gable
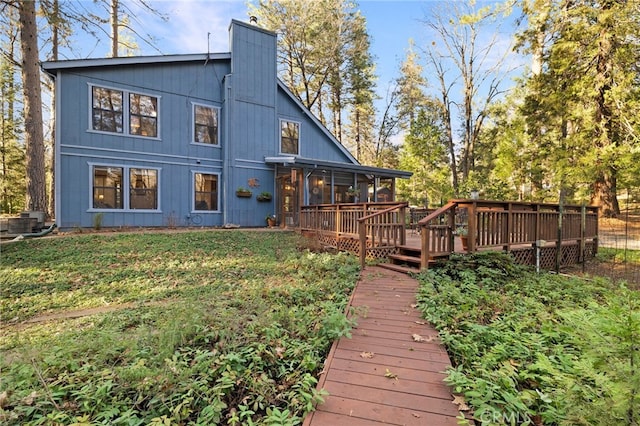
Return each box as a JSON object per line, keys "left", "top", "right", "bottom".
{"left": 276, "top": 82, "right": 358, "bottom": 165}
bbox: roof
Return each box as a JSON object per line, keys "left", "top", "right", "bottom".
{"left": 41, "top": 53, "right": 230, "bottom": 75}
{"left": 265, "top": 156, "right": 412, "bottom": 179}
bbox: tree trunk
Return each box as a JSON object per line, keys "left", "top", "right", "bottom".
{"left": 592, "top": 171, "right": 619, "bottom": 218}
{"left": 19, "top": 0, "right": 47, "bottom": 213}
{"left": 110, "top": 0, "right": 119, "bottom": 57}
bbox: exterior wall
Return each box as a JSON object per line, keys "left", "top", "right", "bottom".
{"left": 55, "top": 59, "right": 229, "bottom": 229}
{"left": 52, "top": 19, "right": 365, "bottom": 229}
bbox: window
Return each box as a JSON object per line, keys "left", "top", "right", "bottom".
{"left": 90, "top": 84, "right": 158, "bottom": 138}
{"left": 129, "top": 94, "right": 158, "bottom": 137}
{"left": 129, "top": 168, "right": 158, "bottom": 209}
{"left": 92, "top": 87, "right": 123, "bottom": 133}
{"left": 91, "top": 164, "right": 159, "bottom": 211}
{"left": 193, "top": 104, "right": 219, "bottom": 145}
{"left": 280, "top": 120, "right": 299, "bottom": 155}
{"left": 93, "top": 166, "right": 123, "bottom": 209}
{"left": 194, "top": 173, "right": 219, "bottom": 211}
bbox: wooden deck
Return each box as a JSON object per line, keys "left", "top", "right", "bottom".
{"left": 304, "top": 266, "right": 463, "bottom": 426}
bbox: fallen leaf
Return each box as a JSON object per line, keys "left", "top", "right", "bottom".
{"left": 452, "top": 395, "right": 470, "bottom": 411}
{"left": 414, "top": 320, "right": 426, "bottom": 325}
{"left": 410, "top": 303, "right": 418, "bottom": 308}
{"left": 412, "top": 413, "right": 421, "bottom": 418}
{"left": 412, "top": 333, "right": 435, "bottom": 342}
{"left": 360, "top": 352, "right": 375, "bottom": 359}
{"left": 384, "top": 368, "right": 398, "bottom": 380}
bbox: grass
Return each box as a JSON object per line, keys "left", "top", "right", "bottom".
{"left": 0, "top": 230, "right": 360, "bottom": 425}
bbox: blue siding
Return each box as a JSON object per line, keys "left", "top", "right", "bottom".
{"left": 51, "top": 20, "right": 370, "bottom": 230}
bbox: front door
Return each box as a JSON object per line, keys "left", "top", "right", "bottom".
{"left": 276, "top": 169, "right": 301, "bottom": 227}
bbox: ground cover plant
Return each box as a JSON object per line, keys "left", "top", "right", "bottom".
{"left": 1, "top": 230, "right": 360, "bottom": 425}
{"left": 416, "top": 252, "right": 639, "bottom": 426}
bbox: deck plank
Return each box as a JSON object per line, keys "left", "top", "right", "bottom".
{"left": 304, "top": 266, "right": 466, "bottom": 426}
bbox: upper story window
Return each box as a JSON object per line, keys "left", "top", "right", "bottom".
{"left": 90, "top": 85, "right": 159, "bottom": 138}
{"left": 193, "top": 104, "right": 219, "bottom": 145}
{"left": 129, "top": 94, "right": 158, "bottom": 137}
{"left": 92, "top": 87, "right": 123, "bottom": 133}
{"left": 280, "top": 120, "right": 300, "bottom": 155}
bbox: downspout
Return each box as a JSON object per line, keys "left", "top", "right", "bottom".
{"left": 223, "top": 74, "right": 232, "bottom": 225}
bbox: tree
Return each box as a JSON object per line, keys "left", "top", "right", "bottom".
{"left": 395, "top": 39, "right": 428, "bottom": 129}
{"left": 0, "top": 4, "right": 25, "bottom": 214}
{"left": 517, "top": 0, "right": 640, "bottom": 216}
{"left": 421, "top": 2, "right": 515, "bottom": 196}
{"left": 397, "top": 107, "right": 452, "bottom": 206}
{"left": 18, "top": 0, "right": 47, "bottom": 213}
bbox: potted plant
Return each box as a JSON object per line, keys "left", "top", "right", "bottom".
{"left": 456, "top": 226, "right": 469, "bottom": 250}
{"left": 265, "top": 214, "right": 277, "bottom": 227}
{"left": 257, "top": 191, "right": 272, "bottom": 202}
{"left": 236, "top": 187, "right": 252, "bottom": 198}
{"left": 346, "top": 186, "right": 360, "bottom": 202}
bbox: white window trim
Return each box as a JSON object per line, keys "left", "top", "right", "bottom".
{"left": 87, "top": 83, "right": 161, "bottom": 140}
{"left": 88, "top": 162, "right": 162, "bottom": 212}
{"left": 279, "top": 118, "right": 301, "bottom": 156}
{"left": 191, "top": 170, "right": 221, "bottom": 213}
{"left": 191, "top": 102, "right": 221, "bottom": 147}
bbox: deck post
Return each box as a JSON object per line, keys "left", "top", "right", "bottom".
{"left": 421, "top": 223, "right": 429, "bottom": 269}
{"left": 580, "top": 204, "right": 586, "bottom": 272}
{"left": 400, "top": 205, "right": 407, "bottom": 246}
{"left": 359, "top": 219, "right": 367, "bottom": 269}
{"left": 556, "top": 195, "right": 564, "bottom": 273}
{"left": 468, "top": 201, "right": 477, "bottom": 252}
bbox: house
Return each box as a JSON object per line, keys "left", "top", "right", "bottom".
{"left": 42, "top": 19, "right": 411, "bottom": 229}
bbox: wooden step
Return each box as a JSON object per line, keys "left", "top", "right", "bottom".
{"left": 396, "top": 244, "right": 421, "bottom": 256}
{"left": 388, "top": 253, "right": 421, "bottom": 265}
{"left": 378, "top": 262, "right": 421, "bottom": 275}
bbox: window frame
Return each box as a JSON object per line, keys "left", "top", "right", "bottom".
{"left": 279, "top": 119, "right": 300, "bottom": 156}
{"left": 88, "top": 83, "right": 161, "bottom": 140}
{"left": 89, "top": 162, "right": 162, "bottom": 212}
{"left": 191, "top": 102, "right": 221, "bottom": 147}
{"left": 191, "top": 171, "right": 221, "bottom": 213}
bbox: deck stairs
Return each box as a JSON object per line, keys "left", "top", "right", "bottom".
{"left": 380, "top": 245, "right": 450, "bottom": 275}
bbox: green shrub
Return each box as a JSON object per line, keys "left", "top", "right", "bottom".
{"left": 416, "top": 252, "right": 638, "bottom": 425}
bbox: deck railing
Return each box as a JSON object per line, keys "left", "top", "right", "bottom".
{"left": 418, "top": 200, "right": 599, "bottom": 270}
{"left": 299, "top": 199, "right": 599, "bottom": 271}
{"left": 299, "top": 202, "right": 408, "bottom": 267}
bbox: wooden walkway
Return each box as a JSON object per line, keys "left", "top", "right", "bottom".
{"left": 304, "top": 266, "right": 463, "bottom": 426}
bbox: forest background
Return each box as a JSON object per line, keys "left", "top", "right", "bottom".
{"left": 1, "top": 0, "right": 639, "bottom": 219}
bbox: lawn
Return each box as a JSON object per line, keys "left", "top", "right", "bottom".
{"left": 416, "top": 252, "right": 640, "bottom": 426}
{"left": 0, "top": 230, "right": 360, "bottom": 425}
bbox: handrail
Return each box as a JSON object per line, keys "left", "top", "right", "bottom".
{"left": 357, "top": 202, "right": 408, "bottom": 268}
{"left": 417, "top": 201, "right": 457, "bottom": 227}
{"left": 416, "top": 201, "right": 458, "bottom": 268}
{"left": 358, "top": 202, "right": 408, "bottom": 222}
